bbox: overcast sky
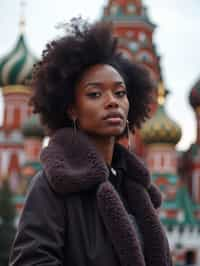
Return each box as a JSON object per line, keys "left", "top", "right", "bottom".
{"left": 0, "top": 0, "right": 200, "bottom": 150}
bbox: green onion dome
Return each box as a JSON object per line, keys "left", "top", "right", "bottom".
{"left": 189, "top": 78, "right": 200, "bottom": 110}
{"left": 141, "top": 104, "right": 182, "bottom": 145}
{"left": 0, "top": 34, "right": 37, "bottom": 86}
{"left": 21, "top": 114, "right": 44, "bottom": 139}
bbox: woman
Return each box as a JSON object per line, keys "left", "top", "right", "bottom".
{"left": 10, "top": 18, "right": 172, "bottom": 266}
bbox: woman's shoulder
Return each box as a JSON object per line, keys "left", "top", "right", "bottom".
{"left": 27, "top": 170, "right": 87, "bottom": 206}
{"left": 27, "top": 170, "right": 66, "bottom": 202}
{"left": 28, "top": 170, "right": 50, "bottom": 193}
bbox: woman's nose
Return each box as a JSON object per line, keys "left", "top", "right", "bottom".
{"left": 104, "top": 92, "right": 119, "bottom": 108}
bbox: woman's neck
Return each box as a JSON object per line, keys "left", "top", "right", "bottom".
{"left": 87, "top": 134, "right": 115, "bottom": 166}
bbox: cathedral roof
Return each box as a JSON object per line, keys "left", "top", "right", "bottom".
{"left": 103, "top": 0, "right": 155, "bottom": 28}
{"left": 0, "top": 33, "right": 37, "bottom": 87}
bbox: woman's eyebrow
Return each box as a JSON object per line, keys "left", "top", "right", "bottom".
{"left": 83, "top": 82, "right": 102, "bottom": 88}
{"left": 84, "top": 81, "right": 126, "bottom": 88}
{"left": 115, "top": 81, "right": 126, "bottom": 86}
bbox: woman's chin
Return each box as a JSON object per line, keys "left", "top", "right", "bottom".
{"left": 101, "top": 127, "right": 125, "bottom": 137}
{"left": 83, "top": 126, "right": 125, "bottom": 138}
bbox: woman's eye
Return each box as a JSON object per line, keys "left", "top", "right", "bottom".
{"left": 86, "top": 92, "right": 101, "bottom": 98}
{"left": 115, "top": 90, "right": 127, "bottom": 97}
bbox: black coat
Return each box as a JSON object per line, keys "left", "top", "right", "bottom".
{"left": 9, "top": 128, "right": 172, "bottom": 266}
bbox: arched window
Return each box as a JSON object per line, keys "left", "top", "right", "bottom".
{"left": 110, "top": 4, "right": 119, "bottom": 15}
{"left": 128, "top": 41, "right": 139, "bottom": 52}
{"left": 9, "top": 130, "right": 23, "bottom": 143}
{"left": 139, "top": 32, "right": 147, "bottom": 43}
{"left": 136, "top": 51, "right": 153, "bottom": 63}
{"left": 127, "top": 4, "right": 136, "bottom": 14}
{"left": 0, "top": 131, "right": 5, "bottom": 142}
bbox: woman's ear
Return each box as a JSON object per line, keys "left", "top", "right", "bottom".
{"left": 67, "top": 105, "right": 77, "bottom": 121}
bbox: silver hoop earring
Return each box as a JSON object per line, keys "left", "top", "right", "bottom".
{"left": 126, "top": 120, "right": 131, "bottom": 152}
{"left": 73, "top": 118, "right": 77, "bottom": 136}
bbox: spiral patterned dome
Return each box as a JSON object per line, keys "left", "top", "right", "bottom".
{"left": 141, "top": 105, "right": 182, "bottom": 145}
{"left": 189, "top": 78, "right": 200, "bottom": 110}
{"left": 0, "top": 34, "right": 37, "bottom": 86}
{"left": 21, "top": 114, "right": 44, "bottom": 139}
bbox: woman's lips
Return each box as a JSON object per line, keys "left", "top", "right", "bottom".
{"left": 103, "top": 114, "right": 124, "bottom": 125}
{"left": 103, "top": 112, "right": 124, "bottom": 125}
{"left": 104, "top": 117, "right": 123, "bottom": 124}
{"left": 103, "top": 112, "right": 124, "bottom": 120}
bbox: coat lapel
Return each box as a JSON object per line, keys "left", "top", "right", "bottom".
{"left": 124, "top": 180, "right": 171, "bottom": 266}
{"left": 97, "top": 181, "right": 145, "bottom": 266}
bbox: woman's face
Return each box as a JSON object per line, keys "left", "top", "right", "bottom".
{"left": 69, "top": 64, "right": 130, "bottom": 138}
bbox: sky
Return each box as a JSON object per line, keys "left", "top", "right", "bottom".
{"left": 0, "top": 0, "right": 200, "bottom": 151}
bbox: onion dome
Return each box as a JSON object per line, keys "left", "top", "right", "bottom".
{"left": 189, "top": 78, "right": 200, "bottom": 110}
{"left": 21, "top": 114, "right": 44, "bottom": 139}
{"left": 141, "top": 82, "right": 182, "bottom": 145}
{"left": 0, "top": 33, "right": 37, "bottom": 86}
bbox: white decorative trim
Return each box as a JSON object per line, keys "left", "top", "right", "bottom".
{"left": 166, "top": 225, "right": 200, "bottom": 249}
{"left": 2, "top": 48, "right": 25, "bottom": 85}
{"left": 17, "top": 53, "right": 35, "bottom": 83}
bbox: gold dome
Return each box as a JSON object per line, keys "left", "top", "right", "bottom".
{"left": 141, "top": 105, "right": 182, "bottom": 145}
{"left": 141, "top": 82, "right": 182, "bottom": 145}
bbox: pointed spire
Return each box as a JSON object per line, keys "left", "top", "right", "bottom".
{"left": 157, "top": 81, "right": 168, "bottom": 106}
{"left": 157, "top": 81, "right": 165, "bottom": 105}
{"left": 19, "top": 0, "right": 26, "bottom": 34}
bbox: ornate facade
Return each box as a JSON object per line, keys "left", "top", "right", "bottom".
{"left": 0, "top": 30, "right": 43, "bottom": 216}
{"left": 102, "top": 0, "right": 162, "bottom": 156}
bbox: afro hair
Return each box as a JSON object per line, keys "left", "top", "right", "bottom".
{"left": 30, "top": 17, "right": 154, "bottom": 134}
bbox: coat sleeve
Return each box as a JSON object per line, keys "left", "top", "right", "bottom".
{"left": 9, "top": 171, "right": 67, "bottom": 266}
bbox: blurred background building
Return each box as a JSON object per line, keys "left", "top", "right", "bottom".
{"left": 0, "top": 0, "right": 200, "bottom": 265}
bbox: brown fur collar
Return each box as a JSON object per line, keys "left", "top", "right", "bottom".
{"left": 41, "top": 127, "right": 154, "bottom": 196}
{"left": 40, "top": 127, "right": 171, "bottom": 266}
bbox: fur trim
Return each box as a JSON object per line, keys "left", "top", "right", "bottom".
{"left": 125, "top": 180, "right": 170, "bottom": 266}
{"left": 148, "top": 183, "right": 163, "bottom": 209}
{"left": 40, "top": 127, "right": 170, "bottom": 266}
{"left": 40, "top": 127, "right": 152, "bottom": 194}
{"left": 40, "top": 128, "right": 109, "bottom": 194}
{"left": 97, "top": 181, "right": 145, "bottom": 266}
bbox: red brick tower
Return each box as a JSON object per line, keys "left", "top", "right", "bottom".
{"left": 102, "top": 0, "right": 162, "bottom": 156}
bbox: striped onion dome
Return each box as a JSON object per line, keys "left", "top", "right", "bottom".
{"left": 140, "top": 104, "right": 182, "bottom": 145}
{"left": 0, "top": 33, "right": 37, "bottom": 86}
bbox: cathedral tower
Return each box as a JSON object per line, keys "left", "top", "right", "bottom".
{"left": 102, "top": 0, "right": 162, "bottom": 155}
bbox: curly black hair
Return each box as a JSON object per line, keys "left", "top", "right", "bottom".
{"left": 30, "top": 17, "right": 154, "bottom": 135}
